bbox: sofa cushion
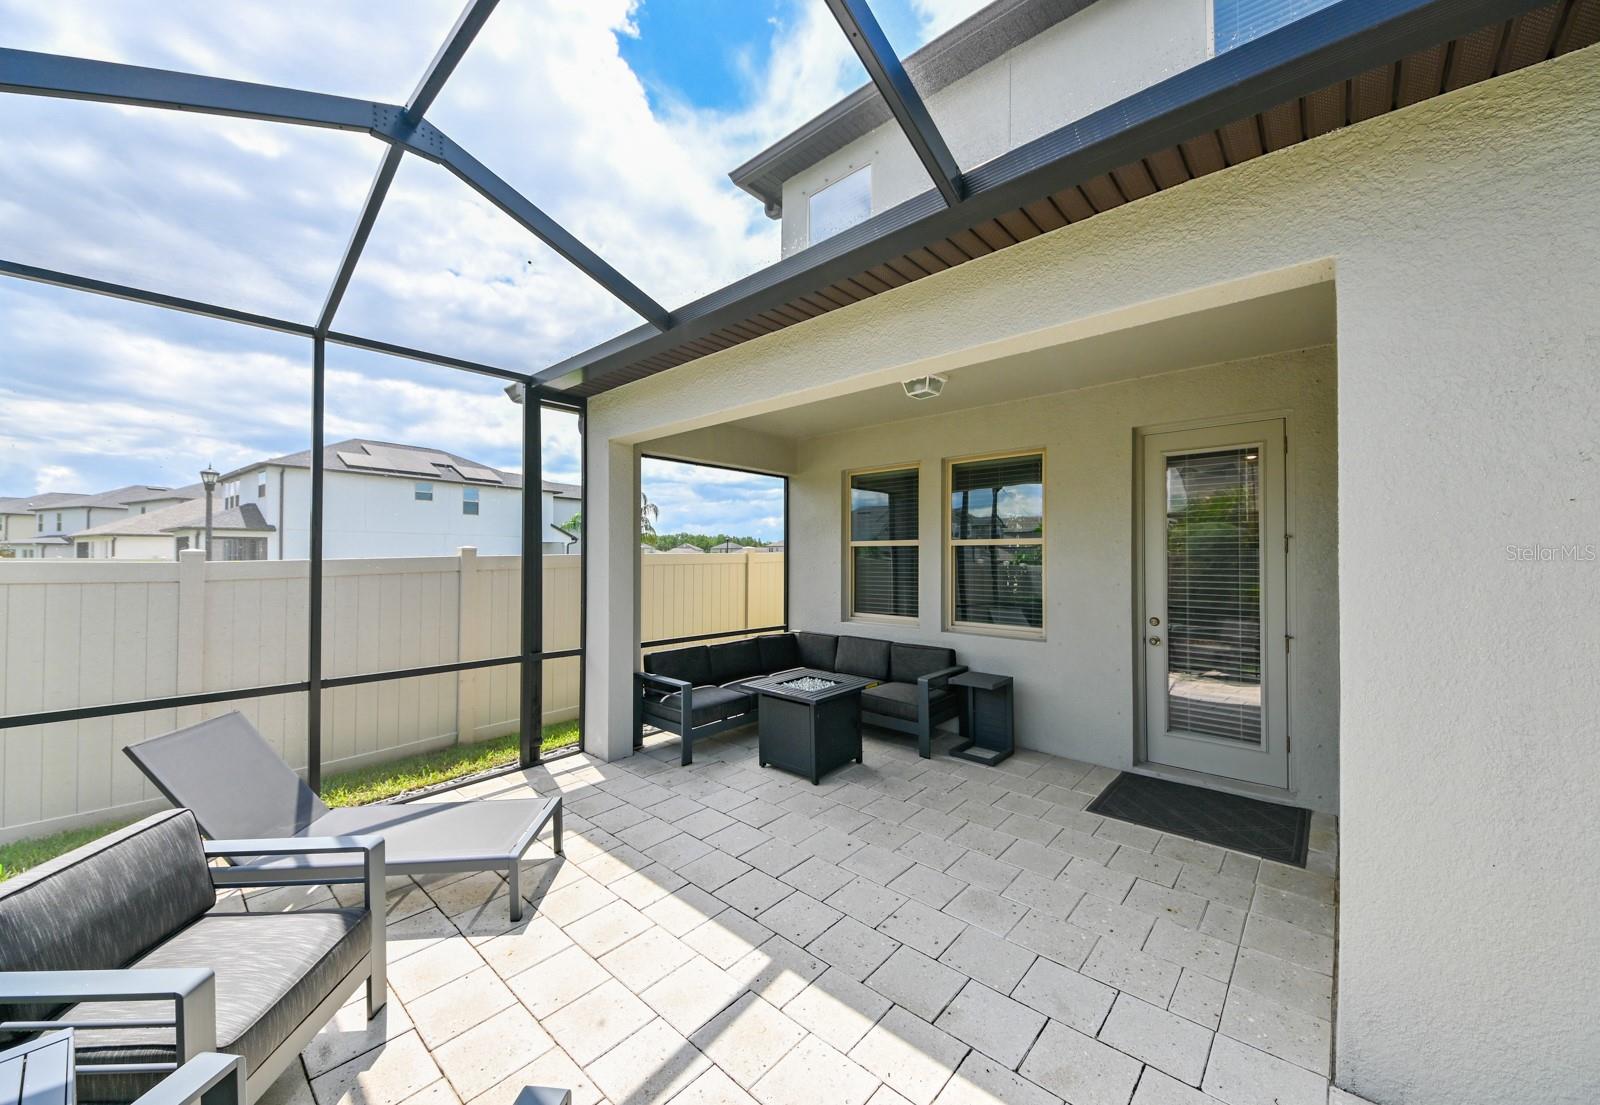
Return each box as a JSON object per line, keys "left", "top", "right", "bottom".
{"left": 891, "top": 643, "right": 958, "bottom": 685}
{"left": 755, "top": 633, "right": 801, "bottom": 675}
{"left": 795, "top": 632, "right": 839, "bottom": 671}
{"left": 709, "top": 639, "right": 763, "bottom": 685}
{"left": 70, "top": 908, "right": 371, "bottom": 1104}
{"left": 0, "top": 809, "right": 216, "bottom": 1042}
{"left": 862, "top": 681, "right": 952, "bottom": 722}
{"left": 644, "top": 645, "right": 712, "bottom": 689}
{"left": 646, "top": 686, "right": 755, "bottom": 726}
{"left": 835, "top": 636, "right": 891, "bottom": 682}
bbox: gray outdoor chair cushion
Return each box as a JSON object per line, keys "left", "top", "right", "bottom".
{"left": 795, "top": 632, "right": 838, "bottom": 671}
{"left": 68, "top": 909, "right": 371, "bottom": 1104}
{"left": 890, "top": 643, "right": 958, "bottom": 685}
{"left": 835, "top": 636, "right": 891, "bottom": 682}
{"left": 650, "top": 686, "right": 755, "bottom": 726}
{"left": 0, "top": 810, "right": 216, "bottom": 1041}
{"left": 643, "top": 646, "right": 713, "bottom": 691}
{"left": 708, "top": 639, "right": 763, "bottom": 685}
{"left": 755, "top": 633, "right": 800, "bottom": 673}
{"left": 862, "top": 682, "right": 952, "bottom": 721}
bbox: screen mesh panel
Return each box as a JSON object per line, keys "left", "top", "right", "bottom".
{"left": 1163, "top": 447, "right": 1263, "bottom": 744}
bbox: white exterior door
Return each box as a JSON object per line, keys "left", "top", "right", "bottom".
{"left": 1142, "top": 420, "right": 1288, "bottom": 788}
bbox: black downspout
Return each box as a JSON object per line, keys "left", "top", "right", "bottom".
{"left": 519, "top": 387, "right": 543, "bottom": 768}
{"left": 308, "top": 336, "right": 326, "bottom": 792}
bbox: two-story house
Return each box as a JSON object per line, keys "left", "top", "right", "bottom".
{"left": 732, "top": 0, "right": 1315, "bottom": 257}
{"left": 0, "top": 484, "right": 200, "bottom": 558}
{"left": 219, "top": 439, "right": 581, "bottom": 560}
{"left": 0, "top": 492, "right": 85, "bottom": 557}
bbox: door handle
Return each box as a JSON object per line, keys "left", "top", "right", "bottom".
{"left": 1148, "top": 636, "right": 1161, "bottom": 646}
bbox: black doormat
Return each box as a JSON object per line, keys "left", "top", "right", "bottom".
{"left": 1086, "top": 772, "right": 1311, "bottom": 867}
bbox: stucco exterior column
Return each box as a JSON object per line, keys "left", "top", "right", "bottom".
{"left": 582, "top": 426, "right": 640, "bottom": 762}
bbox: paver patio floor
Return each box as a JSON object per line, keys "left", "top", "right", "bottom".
{"left": 250, "top": 727, "right": 1340, "bottom": 1105}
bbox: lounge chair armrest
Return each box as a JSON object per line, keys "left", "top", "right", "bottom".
{"left": 131, "top": 1052, "right": 246, "bottom": 1105}
{"left": 0, "top": 968, "right": 218, "bottom": 1060}
{"left": 916, "top": 665, "right": 967, "bottom": 690}
{"left": 203, "top": 834, "right": 384, "bottom": 858}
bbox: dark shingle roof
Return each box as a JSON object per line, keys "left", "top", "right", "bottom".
{"left": 222, "top": 439, "right": 580, "bottom": 496}
{"left": 75, "top": 499, "right": 275, "bottom": 538}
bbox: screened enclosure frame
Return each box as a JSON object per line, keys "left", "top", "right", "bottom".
{"left": 0, "top": 0, "right": 1565, "bottom": 782}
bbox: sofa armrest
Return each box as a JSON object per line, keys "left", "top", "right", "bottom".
{"left": 0, "top": 967, "right": 218, "bottom": 1061}
{"left": 131, "top": 1052, "right": 246, "bottom": 1105}
{"left": 916, "top": 665, "right": 967, "bottom": 691}
{"left": 636, "top": 671, "right": 691, "bottom": 696}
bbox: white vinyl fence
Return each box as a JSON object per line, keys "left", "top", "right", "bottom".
{"left": 0, "top": 548, "right": 783, "bottom": 842}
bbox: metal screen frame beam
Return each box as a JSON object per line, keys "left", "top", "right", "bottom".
{"left": 824, "top": 0, "right": 963, "bottom": 206}
{"left": 0, "top": 45, "right": 671, "bottom": 332}
{"left": 0, "top": 48, "right": 383, "bottom": 131}
{"left": 520, "top": 389, "right": 544, "bottom": 767}
{"left": 535, "top": 0, "right": 1553, "bottom": 389}
{"left": 407, "top": 0, "right": 504, "bottom": 122}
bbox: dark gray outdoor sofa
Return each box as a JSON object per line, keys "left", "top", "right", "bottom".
{"left": 636, "top": 631, "right": 966, "bottom": 764}
{"left": 0, "top": 809, "right": 385, "bottom": 1105}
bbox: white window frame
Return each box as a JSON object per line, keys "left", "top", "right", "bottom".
{"left": 414, "top": 482, "right": 434, "bottom": 502}
{"left": 944, "top": 449, "right": 1047, "bottom": 638}
{"left": 462, "top": 486, "right": 480, "bottom": 516}
{"left": 844, "top": 463, "right": 920, "bottom": 624}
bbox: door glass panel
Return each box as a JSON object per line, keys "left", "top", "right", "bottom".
{"left": 1164, "top": 448, "right": 1262, "bottom": 744}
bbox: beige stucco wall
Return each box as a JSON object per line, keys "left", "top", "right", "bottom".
{"left": 587, "top": 46, "right": 1600, "bottom": 1102}
{"left": 784, "top": 350, "right": 1339, "bottom": 813}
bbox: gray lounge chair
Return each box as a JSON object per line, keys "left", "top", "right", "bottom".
{"left": 125, "top": 712, "right": 562, "bottom": 922}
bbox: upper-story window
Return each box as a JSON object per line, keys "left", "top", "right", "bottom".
{"left": 415, "top": 482, "right": 434, "bottom": 502}
{"left": 257, "top": 472, "right": 268, "bottom": 498}
{"left": 55, "top": 512, "right": 63, "bottom": 532}
{"left": 808, "top": 166, "right": 871, "bottom": 246}
{"left": 463, "top": 487, "right": 480, "bottom": 516}
{"left": 1213, "top": 0, "right": 1340, "bottom": 53}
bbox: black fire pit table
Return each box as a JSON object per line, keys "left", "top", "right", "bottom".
{"left": 746, "top": 668, "right": 872, "bottom": 784}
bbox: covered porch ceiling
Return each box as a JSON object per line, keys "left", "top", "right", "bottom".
{"left": 706, "top": 280, "right": 1335, "bottom": 445}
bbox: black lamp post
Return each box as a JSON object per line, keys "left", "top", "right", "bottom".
{"left": 199, "top": 465, "right": 220, "bottom": 560}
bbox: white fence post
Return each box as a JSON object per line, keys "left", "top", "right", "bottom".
{"left": 456, "top": 546, "right": 480, "bottom": 744}
{"left": 176, "top": 549, "right": 207, "bottom": 727}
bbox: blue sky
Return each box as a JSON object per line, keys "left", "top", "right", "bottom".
{"left": 0, "top": 0, "right": 977, "bottom": 539}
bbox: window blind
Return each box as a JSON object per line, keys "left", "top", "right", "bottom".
{"left": 953, "top": 545, "right": 1043, "bottom": 628}
{"left": 851, "top": 468, "right": 918, "bottom": 542}
{"left": 849, "top": 467, "right": 919, "bottom": 618}
{"left": 950, "top": 454, "right": 1043, "bottom": 540}
{"left": 1163, "top": 448, "right": 1263, "bottom": 744}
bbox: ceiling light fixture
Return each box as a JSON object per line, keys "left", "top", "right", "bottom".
{"left": 902, "top": 374, "right": 947, "bottom": 400}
